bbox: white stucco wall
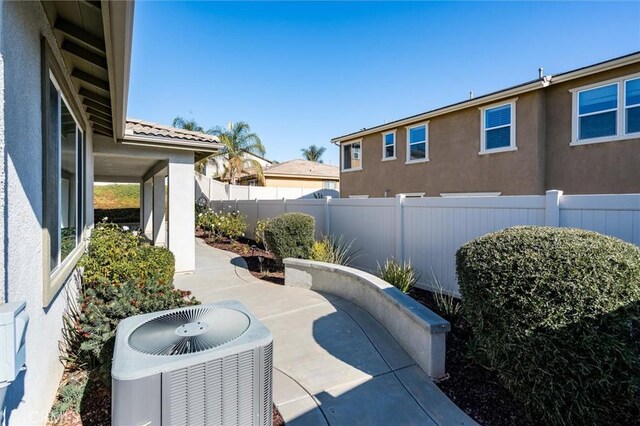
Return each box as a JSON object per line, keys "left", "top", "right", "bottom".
{"left": 1, "top": 2, "right": 94, "bottom": 423}
{"left": 168, "top": 154, "right": 196, "bottom": 272}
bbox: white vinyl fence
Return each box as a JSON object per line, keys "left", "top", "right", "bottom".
{"left": 209, "top": 191, "right": 640, "bottom": 296}
{"left": 195, "top": 172, "right": 339, "bottom": 201}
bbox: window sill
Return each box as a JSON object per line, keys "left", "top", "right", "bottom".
{"left": 43, "top": 241, "right": 85, "bottom": 307}
{"left": 405, "top": 158, "right": 430, "bottom": 164}
{"left": 478, "top": 146, "right": 518, "bottom": 155}
{"left": 382, "top": 156, "right": 397, "bottom": 162}
{"left": 570, "top": 133, "right": 639, "bottom": 146}
{"left": 341, "top": 167, "right": 363, "bottom": 173}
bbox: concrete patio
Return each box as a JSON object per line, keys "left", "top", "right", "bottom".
{"left": 173, "top": 239, "right": 476, "bottom": 426}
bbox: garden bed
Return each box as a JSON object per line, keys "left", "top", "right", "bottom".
{"left": 206, "top": 233, "right": 531, "bottom": 426}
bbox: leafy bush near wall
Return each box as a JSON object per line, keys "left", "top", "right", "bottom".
{"left": 309, "top": 235, "right": 360, "bottom": 266}
{"left": 64, "top": 222, "right": 196, "bottom": 381}
{"left": 79, "top": 222, "right": 175, "bottom": 287}
{"left": 197, "top": 210, "right": 247, "bottom": 241}
{"left": 377, "top": 258, "right": 420, "bottom": 294}
{"left": 264, "top": 213, "right": 315, "bottom": 265}
{"left": 456, "top": 226, "right": 640, "bottom": 425}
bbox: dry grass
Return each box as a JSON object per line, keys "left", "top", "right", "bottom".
{"left": 94, "top": 184, "right": 139, "bottom": 209}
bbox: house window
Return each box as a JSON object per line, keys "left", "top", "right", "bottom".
{"left": 625, "top": 77, "right": 640, "bottom": 134}
{"left": 577, "top": 83, "right": 618, "bottom": 140}
{"left": 46, "top": 74, "right": 85, "bottom": 272}
{"left": 323, "top": 180, "right": 336, "bottom": 190}
{"left": 480, "top": 101, "right": 516, "bottom": 154}
{"left": 382, "top": 131, "right": 396, "bottom": 160}
{"left": 571, "top": 74, "right": 640, "bottom": 144}
{"left": 341, "top": 140, "right": 362, "bottom": 171}
{"left": 405, "top": 122, "right": 429, "bottom": 163}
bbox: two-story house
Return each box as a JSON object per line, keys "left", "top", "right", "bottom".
{"left": 332, "top": 53, "right": 640, "bottom": 197}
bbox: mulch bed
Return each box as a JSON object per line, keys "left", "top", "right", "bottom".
{"left": 206, "top": 235, "right": 533, "bottom": 425}
{"left": 409, "top": 288, "right": 532, "bottom": 426}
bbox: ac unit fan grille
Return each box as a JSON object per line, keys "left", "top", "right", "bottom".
{"left": 128, "top": 306, "right": 250, "bottom": 355}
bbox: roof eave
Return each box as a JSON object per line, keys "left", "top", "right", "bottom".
{"left": 119, "top": 133, "right": 222, "bottom": 153}
{"left": 102, "top": 0, "right": 135, "bottom": 140}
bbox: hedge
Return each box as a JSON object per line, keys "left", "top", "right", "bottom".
{"left": 263, "top": 213, "right": 315, "bottom": 264}
{"left": 456, "top": 226, "right": 640, "bottom": 425}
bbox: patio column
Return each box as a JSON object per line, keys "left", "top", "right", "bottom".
{"left": 142, "top": 178, "right": 153, "bottom": 239}
{"left": 153, "top": 172, "right": 167, "bottom": 247}
{"left": 168, "top": 154, "right": 195, "bottom": 273}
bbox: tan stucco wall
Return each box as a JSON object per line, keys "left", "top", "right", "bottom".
{"left": 264, "top": 176, "right": 339, "bottom": 189}
{"left": 340, "top": 64, "right": 640, "bottom": 197}
{"left": 340, "top": 91, "right": 544, "bottom": 197}
{"left": 544, "top": 63, "right": 640, "bottom": 194}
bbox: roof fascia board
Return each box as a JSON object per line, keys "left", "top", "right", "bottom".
{"left": 103, "top": 0, "right": 134, "bottom": 140}
{"left": 119, "top": 134, "right": 222, "bottom": 152}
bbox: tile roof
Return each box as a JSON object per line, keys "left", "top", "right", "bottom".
{"left": 126, "top": 118, "right": 220, "bottom": 144}
{"left": 263, "top": 159, "right": 339, "bottom": 179}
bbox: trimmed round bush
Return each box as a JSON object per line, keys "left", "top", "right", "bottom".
{"left": 264, "top": 213, "right": 315, "bottom": 264}
{"left": 456, "top": 226, "right": 640, "bottom": 425}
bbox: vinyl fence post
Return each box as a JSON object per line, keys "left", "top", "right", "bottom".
{"left": 283, "top": 198, "right": 287, "bottom": 213}
{"left": 545, "top": 190, "right": 562, "bottom": 227}
{"left": 325, "top": 196, "right": 332, "bottom": 235}
{"left": 395, "top": 194, "right": 405, "bottom": 261}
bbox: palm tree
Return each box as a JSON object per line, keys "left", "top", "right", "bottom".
{"left": 301, "top": 144, "right": 326, "bottom": 163}
{"left": 172, "top": 116, "right": 204, "bottom": 132}
{"left": 210, "top": 122, "right": 266, "bottom": 185}
{"left": 173, "top": 116, "right": 210, "bottom": 172}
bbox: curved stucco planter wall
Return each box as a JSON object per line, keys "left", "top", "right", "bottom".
{"left": 283, "top": 258, "right": 450, "bottom": 378}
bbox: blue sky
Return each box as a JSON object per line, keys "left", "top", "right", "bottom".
{"left": 128, "top": 1, "right": 640, "bottom": 165}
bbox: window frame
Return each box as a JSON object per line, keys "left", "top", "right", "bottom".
{"left": 341, "top": 139, "right": 363, "bottom": 172}
{"left": 381, "top": 130, "right": 396, "bottom": 161}
{"left": 479, "top": 99, "right": 517, "bottom": 155}
{"left": 570, "top": 72, "right": 640, "bottom": 146}
{"left": 42, "top": 43, "right": 87, "bottom": 306}
{"left": 405, "top": 121, "right": 430, "bottom": 164}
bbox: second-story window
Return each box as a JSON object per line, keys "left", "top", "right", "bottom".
{"left": 625, "top": 77, "right": 640, "bottom": 135}
{"left": 406, "top": 122, "right": 429, "bottom": 163}
{"left": 578, "top": 83, "right": 618, "bottom": 140}
{"left": 341, "top": 140, "right": 362, "bottom": 172}
{"left": 481, "top": 101, "right": 516, "bottom": 154}
{"left": 571, "top": 74, "right": 640, "bottom": 144}
{"left": 382, "top": 131, "right": 396, "bottom": 160}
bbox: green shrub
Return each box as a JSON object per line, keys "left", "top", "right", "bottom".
{"left": 456, "top": 226, "right": 640, "bottom": 425}
{"left": 254, "top": 219, "right": 271, "bottom": 247}
{"left": 213, "top": 211, "right": 247, "bottom": 240}
{"left": 79, "top": 222, "right": 175, "bottom": 288}
{"left": 309, "top": 235, "right": 360, "bottom": 266}
{"left": 197, "top": 210, "right": 247, "bottom": 241}
{"left": 264, "top": 213, "right": 315, "bottom": 264}
{"left": 377, "top": 258, "right": 420, "bottom": 293}
{"left": 94, "top": 208, "right": 140, "bottom": 224}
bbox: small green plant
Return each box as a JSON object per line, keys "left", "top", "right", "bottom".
{"left": 254, "top": 218, "right": 271, "bottom": 247}
{"left": 377, "top": 258, "right": 420, "bottom": 294}
{"left": 263, "top": 212, "right": 315, "bottom": 265}
{"left": 48, "top": 372, "right": 88, "bottom": 421}
{"left": 309, "top": 235, "right": 360, "bottom": 266}
{"left": 428, "top": 270, "right": 463, "bottom": 326}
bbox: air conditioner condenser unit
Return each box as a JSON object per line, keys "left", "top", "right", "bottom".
{"left": 112, "top": 300, "right": 273, "bottom": 426}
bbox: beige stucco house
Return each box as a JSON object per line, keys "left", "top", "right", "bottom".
{"left": 332, "top": 53, "right": 640, "bottom": 198}
{"left": 237, "top": 159, "right": 340, "bottom": 190}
